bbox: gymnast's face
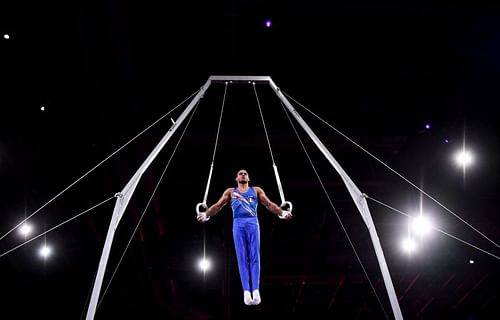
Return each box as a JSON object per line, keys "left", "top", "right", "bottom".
{"left": 236, "top": 170, "right": 250, "bottom": 183}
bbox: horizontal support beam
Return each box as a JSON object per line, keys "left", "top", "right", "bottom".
{"left": 208, "top": 75, "right": 271, "bottom": 84}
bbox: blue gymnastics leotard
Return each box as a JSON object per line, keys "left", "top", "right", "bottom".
{"left": 231, "top": 187, "right": 260, "bottom": 292}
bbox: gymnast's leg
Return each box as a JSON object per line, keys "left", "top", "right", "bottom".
{"left": 233, "top": 218, "right": 252, "bottom": 305}
{"left": 247, "top": 218, "right": 261, "bottom": 305}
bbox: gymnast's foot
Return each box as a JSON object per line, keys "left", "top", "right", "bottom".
{"left": 243, "top": 290, "right": 253, "bottom": 305}
{"left": 252, "top": 289, "right": 261, "bottom": 305}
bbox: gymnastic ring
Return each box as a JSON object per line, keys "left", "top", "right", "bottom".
{"left": 280, "top": 201, "right": 293, "bottom": 212}
{"left": 196, "top": 202, "right": 207, "bottom": 215}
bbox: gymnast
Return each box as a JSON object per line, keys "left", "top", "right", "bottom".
{"left": 197, "top": 169, "right": 292, "bottom": 305}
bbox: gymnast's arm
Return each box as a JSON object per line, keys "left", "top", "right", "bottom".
{"left": 255, "top": 186, "right": 292, "bottom": 219}
{"left": 197, "top": 188, "right": 232, "bottom": 222}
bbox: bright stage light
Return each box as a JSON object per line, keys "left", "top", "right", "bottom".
{"left": 39, "top": 245, "right": 52, "bottom": 259}
{"left": 454, "top": 150, "right": 474, "bottom": 168}
{"left": 3, "top": 34, "right": 9, "bottom": 40}
{"left": 400, "top": 237, "right": 417, "bottom": 254}
{"left": 18, "top": 223, "right": 33, "bottom": 237}
{"left": 198, "top": 257, "right": 211, "bottom": 272}
{"left": 411, "top": 216, "right": 433, "bottom": 236}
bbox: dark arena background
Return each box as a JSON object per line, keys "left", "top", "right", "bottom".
{"left": 0, "top": 1, "right": 499, "bottom": 319}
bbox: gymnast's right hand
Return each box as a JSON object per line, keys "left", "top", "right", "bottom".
{"left": 197, "top": 212, "right": 210, "bottom": 223}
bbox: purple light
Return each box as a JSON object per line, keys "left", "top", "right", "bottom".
{"left": 444, "top": 139, "right": 449, "bottom": 144}
{"left": 425, "top": 123, "right": 431, "bottom": 129}
{"left": 265, "top": 20, "right": 272, "bottom": 28}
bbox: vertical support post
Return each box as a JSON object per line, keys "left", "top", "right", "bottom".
{"left": 268, "top": 79, "right": 403, "bottom": 320}
{"left": 85, "top": 79, "right": 213, "bottom": 320}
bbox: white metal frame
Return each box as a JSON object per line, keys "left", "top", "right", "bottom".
{"left": 85, "top": 75, "right": 403, "bottom": 320}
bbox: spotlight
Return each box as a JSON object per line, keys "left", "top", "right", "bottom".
{"left": 400, "top": 237, "right": 417, "bottom": 254}
{"left": 265, "top": 20, "right": 272, "bottom": 28}
{"left": 18, "top": 223, "right": 33, "bottom": 237}
{"left": 454, "top": 150, "right": 474, "bottom": 168}
{"left": 39, "top": 245, "right": 52, "bottom": 259}
{"left": 411, "top": 216, "right": 433, "bottom": 237}
{"left": 198, "top": 257, "right": 211, "bottom": 272}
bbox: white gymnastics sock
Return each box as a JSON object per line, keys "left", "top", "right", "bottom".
{"left": 252, "top": 289, "right": 261, "bottom": 305}
{"left": 243, "top": 290, "right": 252, "bottom": 305}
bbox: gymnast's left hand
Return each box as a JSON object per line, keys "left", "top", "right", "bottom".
{"left": 278, "top": 210, "right": 292, "bottom": 220}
